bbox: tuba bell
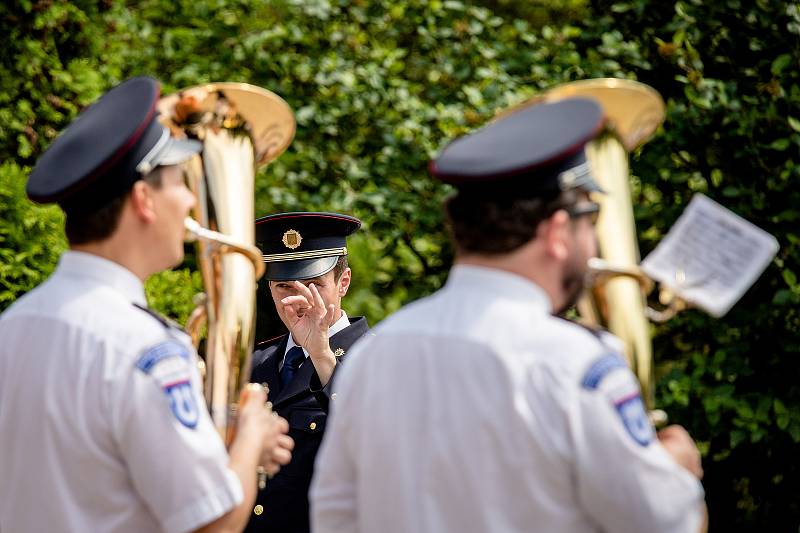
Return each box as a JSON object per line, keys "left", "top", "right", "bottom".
{"left": 507, "top": 78, "right": 689, "bottom": 415}
{"left": 157, "top": 82, "right": 295, "bottom": 441}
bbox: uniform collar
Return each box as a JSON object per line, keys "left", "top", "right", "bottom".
{"left": 57, "top": 250, "right": 147, "bottom": 306}
{"left": 285, "top": 310, "right": 351, "bottom": 358}
{"left": 445, "top": 264, "right": 553, "bottom": 313}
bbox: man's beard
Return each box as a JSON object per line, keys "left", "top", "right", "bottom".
{"left": 555, "top": 253, "right": 587, "bottom": 316}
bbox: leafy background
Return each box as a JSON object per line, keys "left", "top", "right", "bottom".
{"left": 1, "top": 0, "right": 798, "bottom": 528}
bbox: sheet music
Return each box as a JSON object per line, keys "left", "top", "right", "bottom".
{"left": 640, "top": 194, "right": 779, "bottom": 317}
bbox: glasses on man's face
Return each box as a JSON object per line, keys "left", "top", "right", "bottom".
{"left": 565, "top": 201, "right": 601, "bottom": 225}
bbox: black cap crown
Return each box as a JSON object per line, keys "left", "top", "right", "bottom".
{"left": 255, "top": 212, "right": 361, "bottom": 281}
{"left": 429, "top": 98, "right": 605, "bottom": 194}
{"left": 27, "top": 76, "right": 201, "bottom": 213}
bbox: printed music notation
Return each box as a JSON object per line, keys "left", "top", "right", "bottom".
{"left": 640, "top": 194, "right": 779, "bottom": 317}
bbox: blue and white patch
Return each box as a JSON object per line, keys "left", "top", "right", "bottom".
{"left": 581, "top": 353, "right": 627, "bottom": 390}
{"left": 136, "top": 340, "right": 198, "bottom": 429}
{"left": 582, "top": 353, "right": 654, "bottom": 446}
{"left": 614, "top": 392, "right": 654, "bottom": 446}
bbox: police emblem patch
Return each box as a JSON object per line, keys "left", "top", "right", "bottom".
{"left": 614, "top": 393, "right": 654, "bottom": 446}
{"left": 282, "top": 229, "right": 302, "bottom": 249}
{"left": 136, "top": 340, "right": 199, "bottom": 429}
{"left": 582, "top": 352, "right": 654, "bottom": 447}
{"left": 165, "top": 381, "right": 199, "bottom": 428}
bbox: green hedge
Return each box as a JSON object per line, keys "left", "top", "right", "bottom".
{"left": 1, "top": 0, "right": 798, "bottom": 528}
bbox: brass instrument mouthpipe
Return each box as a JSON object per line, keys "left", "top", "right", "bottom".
{"left": 184, "top": 217, "right": 266, "bottom": 280}
{"left": 585, "top": 257, "right": 653, "bottom": 293}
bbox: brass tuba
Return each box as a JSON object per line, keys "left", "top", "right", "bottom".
{"left": 516, "top": 79, "right": 687, "bottom": 413}
{"left": 158, "top": 83, "right": 295, "bottom": 441}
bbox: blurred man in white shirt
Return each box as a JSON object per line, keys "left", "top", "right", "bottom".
{"left": 311, "top": 98, "right": 706, "bottom": 533}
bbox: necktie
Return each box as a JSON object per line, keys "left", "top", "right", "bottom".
{"left": 280, "top": 346, "right": 305, "bottom": 388}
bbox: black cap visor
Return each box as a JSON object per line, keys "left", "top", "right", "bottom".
{"left": 265, "top": 256, "right": 339, "bottom": 281}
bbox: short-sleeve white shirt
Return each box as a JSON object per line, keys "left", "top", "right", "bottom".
{"left": 311, "top": 265, "right": 704, "bottom": 533}
{"left": 0, "top": 251, "right": 242, "bottom": 533}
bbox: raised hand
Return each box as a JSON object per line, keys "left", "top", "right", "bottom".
{"left": 281, "top": 281, "right": 336, "bottom": 360}
{"left": 280, "top": 281, "right": 337, "bottom": 385}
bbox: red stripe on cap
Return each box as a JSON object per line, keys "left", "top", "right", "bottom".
{"left": 256, "top": 213, "right": 358, "bottom": 225}
{"left": 82, "top": 82, "right": 161, "bottom": 184}
{"left": 430, "top": 108, "right": 606, "bottom": 183}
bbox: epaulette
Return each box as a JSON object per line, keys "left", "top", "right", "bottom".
{"left": 133, "top": 303, "right": 186, "bottom": 332}
{"left": 553, "top": 314, "right": 605, "bottom": 340}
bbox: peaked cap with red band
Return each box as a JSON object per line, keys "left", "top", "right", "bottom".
{"left": 255, "top": 212, "right": 361, "bottom": 281}
{"left": 429, "top": 98, "right": 605, "bottom": 194}
{"left": 27, "top": 76, "right": 201, "bottom": 214}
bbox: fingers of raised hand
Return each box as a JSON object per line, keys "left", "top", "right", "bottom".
{"left": 281, "top": 294, "right": 311, "bottom": 308}
{"left": 281, "top": 295, "right": 311, "bottom": 319}
{"left": 308, "top": 283, "right": 326, "bottom": 309}
{"left": 292, "top": 280, "right": 315, "bottom": 301}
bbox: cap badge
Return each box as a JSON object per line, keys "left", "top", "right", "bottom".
{"left": 282, "top": 229, "right": 302, "bottom": 249}
{"left": 334, "top": 348, "right": 345, "bottom": 358}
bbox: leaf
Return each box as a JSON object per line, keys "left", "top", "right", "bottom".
{"left": 730, "top": 429, "right": 747, "bottom": 448}
{"left": 771, "top": 53, "right": 792, "bottom": 75}
{"left": 782, "top": 269, "right": 797, "bottom": 289}
{"left": 768, "top": 138, "right": 791, "bottom": 151}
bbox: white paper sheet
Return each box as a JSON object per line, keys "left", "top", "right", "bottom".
{"left": 640, "top": 194, "right": 779, "bottom": 317}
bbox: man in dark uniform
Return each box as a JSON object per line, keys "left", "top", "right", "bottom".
{"left": 245, "top": 211, "right": 370, "bottom": 533}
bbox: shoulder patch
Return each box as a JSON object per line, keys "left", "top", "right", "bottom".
{"left": 581, "top": 353, "right": 627, "bottom": 390}
{"left": 582, "top": 353, "right": 654, "bottom": 446}
{"left": 614, "top": 393, "right": 654, "bottom": 446}
{"left": 137, "top": 340, "right": 199, "bottom": 429}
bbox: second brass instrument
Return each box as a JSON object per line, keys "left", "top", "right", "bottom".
{"left": 504, "top": 79, "right": 688, "bottom": 414}
{"left": 158, "top": 82, "right": 295, "bottom": 439}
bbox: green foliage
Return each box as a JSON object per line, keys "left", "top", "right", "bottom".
{"left": 1, "top": 0, "right": 799, "bottom": 528}
{"left": 144, "top": 268, "right": 205, "bottom": 327}
{"left": 582, "top": 0, "right": 800, "bottom": 527}
{"left": 0, "top": 162, "right": 66, "bottom": 309}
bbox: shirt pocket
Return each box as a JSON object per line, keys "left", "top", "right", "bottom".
{"left": 288, "top": 407, "right": 326, "bottom": 434}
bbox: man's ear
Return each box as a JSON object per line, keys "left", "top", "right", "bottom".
{"left": 540, "top": 210, "right": 571, "bottom": 262}
{"left": 338, "top": 267, "right": 352, "bottom": 297}
{"left": 128, "top": 180, "right": 156, "bottom": 224}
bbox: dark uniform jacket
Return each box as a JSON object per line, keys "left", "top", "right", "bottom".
{"left": 244, "top": 316, "right": 370, "bottom": 533}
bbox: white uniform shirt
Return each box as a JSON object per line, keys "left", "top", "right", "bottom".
{"left": 0, "top": 251, "right": 242, "bottom": 533}
{"left": 311, "top": 265, "right": 704, "bottom": 533}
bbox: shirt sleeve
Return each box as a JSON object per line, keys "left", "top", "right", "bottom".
{"left": 112, "top": 338, "right": 243, "bottom": 533}
{"left": 570, "top": 353, "right": 705, "bottom": 533}
{"left": 309, "top": 344, "right": 362, "bottom": 532}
